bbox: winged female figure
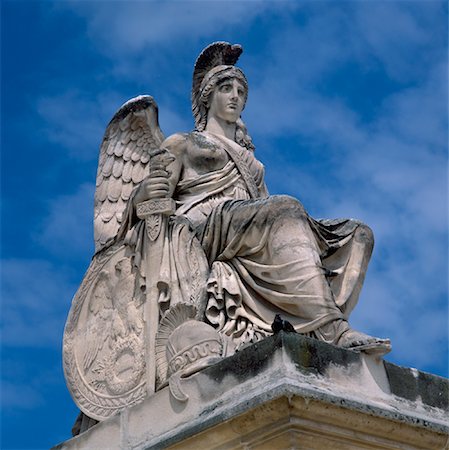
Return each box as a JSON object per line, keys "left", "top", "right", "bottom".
{"left": 64, "top": 42, "right": 390, "bottom": 424}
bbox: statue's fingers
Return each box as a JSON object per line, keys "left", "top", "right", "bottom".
{"left": 145, "top": 177, "right": 169, "bottom": 186}
{"left": 148, "top": 174, "right": 169, "bottom": 181}
{"left": 148, "top": 190, "right": 170, "bottom": 199}
{"left": 149, "top": 169, "right": 169, "bottom": 178}
{"left": 146, "top": 183, "right": 169, "bottom": 192}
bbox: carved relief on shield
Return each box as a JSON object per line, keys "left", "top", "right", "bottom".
{"left": 63, "top": 245, "right": 147, "bottom": 421}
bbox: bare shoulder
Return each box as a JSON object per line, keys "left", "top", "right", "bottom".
{"left": 161, "top": 133, "right": 188, "bottom": 157}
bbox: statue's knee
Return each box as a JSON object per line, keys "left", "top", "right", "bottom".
{"left": 354, "top": 224, "right": 374, "bottom": 249}
{"left": 272, "top": 195, "right": 306, "bottom": 216}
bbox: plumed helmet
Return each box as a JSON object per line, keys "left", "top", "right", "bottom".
{"left": 191, "top": 41, "right": 245, "bottom": 130}
{"left": 166, "top": 320, "right": 223, "bottom": 377}
{"left": 155, "top": 304, "right": 224, "bottom": 384}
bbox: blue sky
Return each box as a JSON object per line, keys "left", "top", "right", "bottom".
{"left": 1, "top": 1, "right": 447, "bottom": 449}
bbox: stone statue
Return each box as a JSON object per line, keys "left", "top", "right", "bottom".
{"left": 63, "top": 42, "right": 390, "bottom": 424}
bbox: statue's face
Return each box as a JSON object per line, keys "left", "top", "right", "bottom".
{"left": 208, "top": 77, "right": 246, "bottom": 124}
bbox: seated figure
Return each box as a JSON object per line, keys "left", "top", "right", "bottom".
{"left": 63, "top": 42, "right": 390, "bottom": 425}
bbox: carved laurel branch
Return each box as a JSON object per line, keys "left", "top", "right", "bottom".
{"left": 188, "top": 241, "right": 202, "bottom": 307}
{"left": 65, "top": 342, "right": 146, "bottom": 419}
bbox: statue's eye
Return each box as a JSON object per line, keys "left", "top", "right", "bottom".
{"left": 220, "top": 84, "right": 232, "bottom": 92}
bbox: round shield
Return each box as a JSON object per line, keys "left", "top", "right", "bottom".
{"left": 63, "top": 244, "right": 147, "bottom": 421}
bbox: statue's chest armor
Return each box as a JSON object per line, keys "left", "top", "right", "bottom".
{"left": 185, "top": 132, "right": 229, "bottom": 174}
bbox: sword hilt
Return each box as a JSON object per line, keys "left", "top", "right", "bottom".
{"left": 136, "top": 198, "right": 176, "bottom": 219}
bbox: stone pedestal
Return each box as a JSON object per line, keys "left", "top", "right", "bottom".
{"left": 54, "top": 333, "right": 448, "bottom": 450}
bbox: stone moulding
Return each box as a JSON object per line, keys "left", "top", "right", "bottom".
{"left": 54, "top": 333, "right": 448, "bottom": 450}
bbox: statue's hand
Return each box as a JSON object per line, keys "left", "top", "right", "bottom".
{"left": 133, "top": 172, "right": 170, "bottom": 205}
{"left": 133, "top": 148, "right": 175, "bottom": 205}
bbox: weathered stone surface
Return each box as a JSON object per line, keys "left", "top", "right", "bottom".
{"left": 53, "top": 412, "right": 120, "bottom": 450}
{"left": 384, "top": 361, "right": 449, "bottom": 410}
{"left": 54, "top": 333, "right": 448, "bottom": 450}
{"left": 63, "top": 41, "right": 391, "bottom": 423}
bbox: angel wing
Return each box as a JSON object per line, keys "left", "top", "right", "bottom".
{"left": 94, "top": 95, "right": 165, "bottom": 252}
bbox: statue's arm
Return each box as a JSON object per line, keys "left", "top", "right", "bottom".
{"left": 250, "top": 154, "right": 269, "bottom": 198}
{"left": 164, "top": 133, "right": 187, "bottom": 198}
{"left": 113, "top": 134, "right": 186, "bottom": 240}
{"left": 132, "top": 133, "right": 186, "bottom": 206}
{"left": 258, "top": 181, "right": 269, "bottom": 198}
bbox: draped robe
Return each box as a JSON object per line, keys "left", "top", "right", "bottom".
{"left": 114, "top": 132, "right": 374, "bottom": 349}
{"left": 122, "top": 132, "right": 375, "bottom": 349}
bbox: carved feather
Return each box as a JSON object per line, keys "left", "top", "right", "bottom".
{"left": 131, "top": 161, "right": 146, "bottom": 184}
{"left": 102, "top": 154, "right": 114, "bottom": 177}
{"left": 122, "top": 161, "right": 133, "bottom": 183}
{"left": 131, "top": 128, "right": 142, "bottom": 141}
{"left": 131, "top": 147, "right": 143, "bottom": 161}
{"left": 114, "top": 141, "right": 125, "bottom": 158}
{"left": 106, "top": 140, "right": 115, "bottom": 156}
{"left": 96, "top": 173, "right": 103, "bottom": 188}
{"left": 121, "top": 182, "right": 134, "bottom": 201}
{"left": 120, "top": 129, "right": 131, "bottom": 146}
{"left": 141, "top": 151, "right": 150, "bottom": 164}
{"left": 99, "top": 199, "right": 116, "bottom": 222}
{"left": 119, "top": 115, "right": 130, "bottom": 132}
{"left": 112, "top": 158, "right": 124, "bottom": 179}
{"left": 93, "top": 95, "right": 165, "bottom": 252}
{"left": 123, "top": 143, "right": 134, "bottom": 162}
{"left": 116, "top": 199, "right": 126, "bottom": 220}
{"left": 107, "top": 177, "right": 122, "bottom": 202}
{"left": 136, "top": 135, "right": 146, "bottom": 148}
{"left": 95, "top": 178, "right": 108, "bottom": 203}
{"left": 130, "top": 116, "right": 140, "bottom": 131}
{"left": 98, "top": 146, "right": 109, "bottom": 168}
{"left": 96, "top": 220, "right": 119, "bottom": 246}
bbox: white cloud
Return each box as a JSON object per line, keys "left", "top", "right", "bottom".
{"left": 50, "top": 1, "right": 300, "bottom": 85}
{"left": 1, "top": 380, "right": 44, "bottom": 410}
{"left": 37, "top": 90, "right": 123, "bottom": 160}
{"left": 375, "top": 66, "right": 447, "bottom": 150}
{"left": 36, "top": 182, "right": 96, "bottom": 259}
{"left": 1, "top": 259, "right": 78, "bottom": 348}
{"left": 1, "top": 360, "right": 70, "bottom": 415}
{"left": 352, "top": 1, "right": 444, "bottom": 82}
{"left": 59, "top": 1, "right": 293, "bottom": 56}
{"left": 36, "top": 87, "right": 198, "bottom": 160}
{"left": 240, "top": 2, "right": 448, "bottom": 373}
{"left": 29, "top": 1, "right": 447, "bottom": 375}
{"left": 157, "top": 100, "right": 193, "bottom": 136}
